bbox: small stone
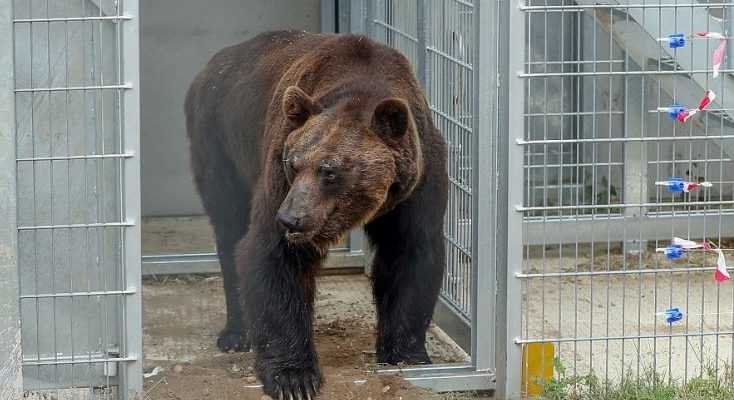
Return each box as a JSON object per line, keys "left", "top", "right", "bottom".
{"left": 172, "top": 364, "right": 183, "bottom": 374}
{"left": 246, "top": 376, "right": 257, "bottom": 383}
{"left": 202, "top": 387, "right": 210, "bottom": 396}
{"left": 231, "top": 364, "right": 241, "bottom": 373}
{"left": 382, "top": 385, "right": 391, "bottom": 393}
{"left": 261, "top": 396, "right": 273, "bottom": 400}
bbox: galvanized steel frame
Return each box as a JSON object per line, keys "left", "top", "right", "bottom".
{"left": 0, "top": 1, "right": 22, "bottom": 399}
{"left": 9, "top": 0, "right": 143, "bottom": 398}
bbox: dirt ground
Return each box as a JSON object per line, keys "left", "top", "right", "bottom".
{"left": 141, "top": 274, "right": 483, "bottom": 400}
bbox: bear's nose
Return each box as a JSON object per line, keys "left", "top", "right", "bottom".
{"left": 276, "top": 209, "right": 304, "bottom": 232}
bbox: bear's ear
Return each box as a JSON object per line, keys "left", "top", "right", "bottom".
{"left": 282, "top": 86, "right": 321, "bottom": 126}
{"left": 371, "top": 98, "right": 410, "bottom": 139}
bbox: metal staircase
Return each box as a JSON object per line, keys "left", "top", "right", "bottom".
{"left": 575, "top": 0, "right": 734, "bottom": 156}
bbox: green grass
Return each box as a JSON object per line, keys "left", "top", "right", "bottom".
{"left": 540, "top": 358, "right": 734, "bottom": 400}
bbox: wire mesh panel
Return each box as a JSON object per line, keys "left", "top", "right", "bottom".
{"left": 369, "top": 0, "right": 476, "bottom": 322}
{"left": 511, "top": 0, "right": 734, "bottom": 395}
{"left": 425, "top": 0, "right": 475, "bottom": 320}
{"left": 12, "top": 0, "right": 141, "bottom": 398}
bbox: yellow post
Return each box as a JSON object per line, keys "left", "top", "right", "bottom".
{"left": 521, "top": 342, "right": 555, "bottom": 397}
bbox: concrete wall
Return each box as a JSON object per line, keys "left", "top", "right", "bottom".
{"left": 141, "top": 0, "right": 321, "bottom": 216}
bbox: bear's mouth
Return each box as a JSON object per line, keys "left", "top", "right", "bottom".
{"left": 284, "top": 229, "right": 314, "bottom": 244}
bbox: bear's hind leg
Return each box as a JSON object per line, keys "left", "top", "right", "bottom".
{"left": 191, "top": 147, "right": 252, "bottom": 353}
{"left": 366, "top": 191, "right": 446, "bottom": 365}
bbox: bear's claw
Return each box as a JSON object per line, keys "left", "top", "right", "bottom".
{"left": 216, "top": 329, "right": 250, "bottom": 353}
{"left": 261, "top": 366, "right": 322, "bottom": 400}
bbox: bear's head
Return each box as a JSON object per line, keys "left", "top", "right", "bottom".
{"left": 277, "top": 85, "right": 422, "bottom": 247}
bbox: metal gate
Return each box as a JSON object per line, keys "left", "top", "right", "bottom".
{"left": 10, "top": 0, "right": 142, "bottom": 398}
{"left": 350, "top": 0, "right": 500, "bottom": 393}
{"left": 505, "top": 0, "right": 734, "bottom": 398}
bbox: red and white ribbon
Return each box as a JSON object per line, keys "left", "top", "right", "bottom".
{"left": 658, "top": 237, "right": 729, "bottom": 282}
{"left": 672, "top": 237, "right": 710, "bottom": 250}
{"left": 715, "top": 248, "right": 731, "bottom": 282}
{"left": 667, "top": 90, "right": 716, "bottom": 123}
{"left": 713, "top": 39, "right": 727, "bottom": 78}
{"left": 695, "top": 32, "right": 727, "bottom": 40}
{"left": 682, "top": 181, "right": 713, "bottom": 192}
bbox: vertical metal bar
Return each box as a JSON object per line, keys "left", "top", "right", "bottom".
{"left": 349, "top": 0, "right": 366, "bottom": 34}
{"left": 416, "top": 0, "right": 426, "bottom": 87}
{"left": 496, "top": 0, "right": 523, "bottom": 397}
{"left": 472, "top": 0, "right": 496, "bottom": 373}
{"left": 321, "top": 0, "right": 336, "bottom": 33}
{"left": 121, "top": 0, "right": 142, "bottom": 397}
{"left": 0, "top": 0, "right": 21, "bottom": 398}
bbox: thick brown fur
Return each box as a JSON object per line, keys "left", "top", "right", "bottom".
{"left": 185, "top": 31, "right": 448, "bottom": 399}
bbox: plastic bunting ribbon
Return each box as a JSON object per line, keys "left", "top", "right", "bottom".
{"left": 713, "top": 38, "right": 727, "bottom": 78}
{"left": 657, "top": 32, "right": 727, "bottom": 48}
{"left": 657, "top": 32, "right": 727, "bottom": 77}
{"left": 654, "top": 177, "right": 712, "bottom": 193}
{"left": 657, "top": 90, "right": 716, "bottom": 123}
{"left": 655, "top": 237, "right": 730, "bottom": 282}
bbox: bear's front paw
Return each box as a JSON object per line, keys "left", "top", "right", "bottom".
{"left": 216, "top": 328, "right": 250, "bottom": 353}
{"left": 260, "top": 364, "right": 323, "bottom": 400}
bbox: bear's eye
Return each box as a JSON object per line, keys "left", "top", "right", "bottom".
{"left": 318, "top": 165, "right": 340, "bottom": 187}
{"left": 283, "top": 158, "right": 297, "bottom": 182}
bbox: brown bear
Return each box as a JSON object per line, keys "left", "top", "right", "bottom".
{"left": 185, "top": 31, "right": 448, "bottom": 399}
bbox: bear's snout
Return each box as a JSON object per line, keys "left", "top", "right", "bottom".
{"left": 276, "top": 208, "right": 305, "bottom": 232}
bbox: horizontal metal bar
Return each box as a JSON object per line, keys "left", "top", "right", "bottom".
{"left": 13, "top": 15, "right": 132, "bottom": 23}
{"left": 524, "top": 110, "right": 625, "bottom": 117}
{"left": 648, "top": 158, "right": 733, "bottom": 164}
{"left": 517, "top": 135, "right": 734, "bottom": 145}
{"left": 516, "top": 330, "right": 734, "bottom": 345}
{"left": 517, "top": 200, "right": 734, "bottom": 212}
{"left": 242, "top": 367, "right": 494, "bottom": 394}
{"left": 427, "top": 46, "right": 473, "bottom": 70}
{"left": 519, "top": 69, "right": 734, "bottom": 77}
{"left": 142, "top": 250, "right": 365, "bottom": 275}
{"left": 451, "top": 0, "right": 475, "bottom": 8}
{"left": 448, "top": 176, "right": 472, "bottom": 195}
{"left": 17, "top": 221, "right": 134, "bottom": 231}
{"left": 524, "top": 211, "right": 734, "bottom": 245}
{"left": 429, "top": 106, "right": 473, "bottom": 133}
{"left": 17, "top": 153, "right": 134, "bottom": 162}
{"left": 527, "top": 60, "right": 626, "bottom": 66}
{"left": 444, "top": 234, "right": 472, "bottom": 259}
{"left": 371, "top": 20, "right": 419, "bottom": 42}
{"left": 517, "top": 265, "right": 722, "bottom": 279}
{"left": 377, "top": 364, "right": 494, "bottom": 392}
{"left": 15, "top": 84, "right": 131, "bottom": 93}
{"left": 22, "top": 357, "right": 136, "bottom": 367}
{"left": 520, "top": 3, "right": 733, "bottom": 11}
{"left": 525, "top": 162, "right": 625, "bottom": 169}
{"left": 20, "top": 288, "right": 136, "bottom": 299}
